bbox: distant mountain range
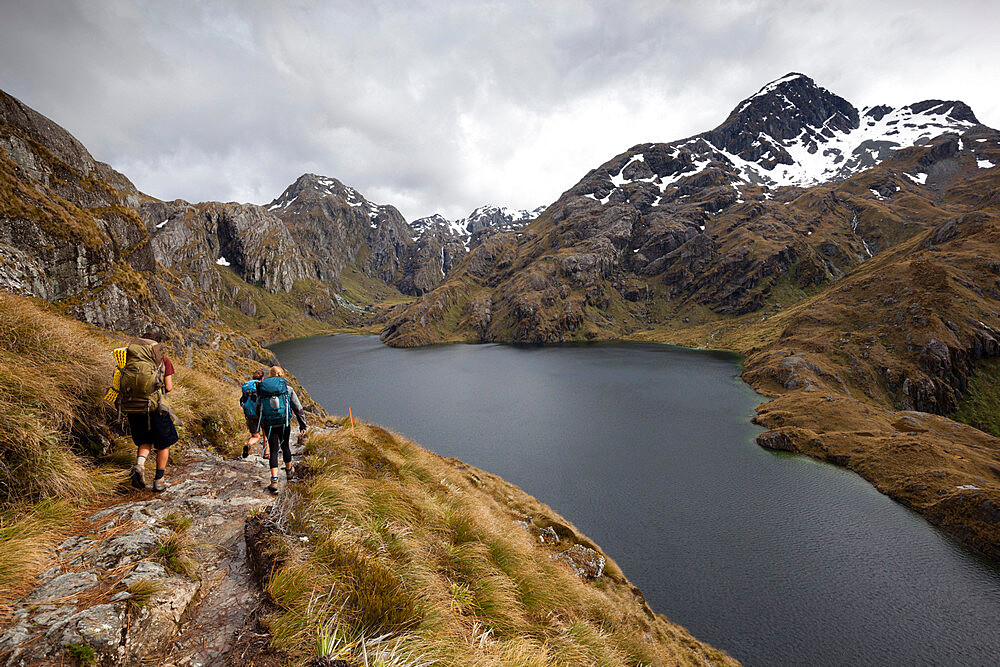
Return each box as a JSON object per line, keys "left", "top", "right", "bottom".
{"left": 385, "top": 72, "right": 998, "bottom": 344}
{"left": 412, "top": 204, "right": 545, "bottom": 246}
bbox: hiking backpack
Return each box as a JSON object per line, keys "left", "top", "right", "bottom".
{"left": 258, "top": 376, "right": 291, "bottom": 428}
{"left": 241, "top": 379, "right": 261, "bottom": 421}
{"left": 117, "top": 340, "right": 166, "bottom": 415}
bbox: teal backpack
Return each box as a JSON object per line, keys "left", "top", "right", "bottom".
{"left": 240, "top": 380, "right": 260, "bottom": 421}
{"left": 258, "top": 376, "right": 290, "bottom": 428}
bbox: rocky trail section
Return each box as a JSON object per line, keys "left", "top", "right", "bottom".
{"left": 0, "top": 432, "right": 308, "bottom": 667}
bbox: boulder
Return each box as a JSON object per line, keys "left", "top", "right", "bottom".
{"left": 551, "top": 544, "right": 606, "bottom": 579}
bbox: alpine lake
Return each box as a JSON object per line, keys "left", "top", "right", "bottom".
{"left": 271, "top": 334, "right": 1000, "bottom": 667}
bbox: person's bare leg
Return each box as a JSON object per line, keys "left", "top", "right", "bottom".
{"left": 131, "top": 445, "right": 151, "bottom": 489}
{"left": 150, "top": 447, "right": 170, "bottom": 492}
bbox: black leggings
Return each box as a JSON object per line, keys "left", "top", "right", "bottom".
{"left": 265, "top": 425, "right": 292, "bottom": 469}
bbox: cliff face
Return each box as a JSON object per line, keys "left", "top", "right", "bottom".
{"left": 0, "top": 90, "right": 353, "bottom": 354}
{"left": 266, "top": 173, "right": 413, "bottom": 287}
{"left": 0, "top": 89, "right": 179, "bottom": 333}
{"left": 139, "top": 199, "right": 312, "bottom": 293}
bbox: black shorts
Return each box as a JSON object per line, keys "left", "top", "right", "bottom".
{"left": 245, "top": 416, "right": 261, "bottom": 434}
{"left": 128, "top": 410, "right": 179, "bottom": 450}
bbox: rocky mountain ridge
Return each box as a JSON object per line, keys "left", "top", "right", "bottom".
{"left": 0, "top": 91, "right": 428, "bottom": 348}
{"left": 384, "top": 73, "right": 997, "bottom": 344}
{"left": 575, "top": 73, "right": 980, "bottom": 206}
{"left": 411, "top": 204, "right": 544, "bottom": 246}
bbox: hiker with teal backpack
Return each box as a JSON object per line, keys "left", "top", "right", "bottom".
{"left": 110, "top": 329, "right": 178, "bottom": 492}
{"left": 240, "top": 368, "right": 266, "bottom": 459}
{"left": 258, "top": 366, "right": 308, "bottom": 493}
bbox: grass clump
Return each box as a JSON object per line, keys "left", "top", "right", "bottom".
{"left": 0, "top": 499, "right": 78, "bottom": 600}
{"left": 65, "top": 641, "right": 96, "bottom": 665}
{"left": 126, "top": 578, "right": 163, "bottom": 610}
{"left": 162, "top": 512, "right": 192, "bottom": 534}
{"left": 154, "top": 532, "right": 197, "bottom": 578}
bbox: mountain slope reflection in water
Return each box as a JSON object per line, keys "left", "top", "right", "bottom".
{"left": 272, "top": 334, "right": 1000, "bottom": 666}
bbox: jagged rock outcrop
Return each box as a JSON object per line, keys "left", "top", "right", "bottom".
{"left": 399, "top": 206, "right": 545, "bottom": 295}
{"left": 398, "top": 227, "right": 466, "bottom": 295}
{"left": 0, "top": 89, "right": 182, "bottom": 333}
{"left": 139, "top": 200, "right": 311, "bottom": 293}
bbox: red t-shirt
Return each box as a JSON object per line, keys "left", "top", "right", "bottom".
{"left": 163, "top": 355, "right": 174, "bottom": 377}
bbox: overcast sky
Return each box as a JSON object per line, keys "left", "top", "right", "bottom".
{"left": 1, "top": 0, "right": 998, "bottom": 221}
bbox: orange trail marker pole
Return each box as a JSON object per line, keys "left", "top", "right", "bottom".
{"left": 349, "top": 407, "right": 356, "bottom": 436}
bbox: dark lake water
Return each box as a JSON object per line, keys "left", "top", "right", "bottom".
{"left": 271, "top": 334, "right": 1000, "bottom": 666}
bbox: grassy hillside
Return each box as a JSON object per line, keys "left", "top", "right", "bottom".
{"left": 0, "top": 292, "right": 245, "bottom": 605}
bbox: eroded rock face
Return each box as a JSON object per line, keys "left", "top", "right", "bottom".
{"left": 398, "top": 229, "right": 466, "bottom": 295}
{"left": 141, "top": 200, "right": 311, "bottom": 294}
{"left": 0, "top": 90, "right": 173, "bottom": 334}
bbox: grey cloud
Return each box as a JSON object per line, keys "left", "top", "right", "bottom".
{"left": 1, "top": 0, "right": 997, "bottom": 221}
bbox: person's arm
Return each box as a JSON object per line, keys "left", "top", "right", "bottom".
{"left": 163, "top": 356, "right": 175, "bottom": 393}
{"left": 288, "top": 387, "right": 307, "bottom": 430}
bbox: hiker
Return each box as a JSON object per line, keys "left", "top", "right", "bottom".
{"left": 240, "top": 368, "right": 266, "bottom": 459}
{"left": 122, "top": 329, "right": 178, "bottom": 492}
{"left": 258, "top": 365, "right": 308, "bottom": 493}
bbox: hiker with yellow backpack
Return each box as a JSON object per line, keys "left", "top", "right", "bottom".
{"left": 106, "top": 329, "right": 178, "bottom": 492}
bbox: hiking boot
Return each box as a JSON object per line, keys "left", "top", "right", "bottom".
{"left": 285, "top": 466, "right": 296, "bottom": 483}
{"left": 267, "top": 477, "right": 279, "bottom": 494}
{"left": 152, "top": 478, "right": 167, "bottom": 492}
{"left": 130, "top": 464, "right": 146, "bottom": 490}
{"left": 241, "top": 444, "right": 250, "bottom": 459}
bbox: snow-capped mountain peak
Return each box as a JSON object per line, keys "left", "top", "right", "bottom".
{"left": 574, "top": 74, "right": 982, "bottom": 205}
{"left": 267, "top": 173, "right": 381, "bottom": 217}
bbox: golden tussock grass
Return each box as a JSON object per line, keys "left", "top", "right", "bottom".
{"left": 263, "top": 421, "right": 737, "bottom": 667}
{"left": 0, "top": 291, "right": 255, "bottom": 602}
{"left": 0, "top": 292, "right": 116, "bottom": 505}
